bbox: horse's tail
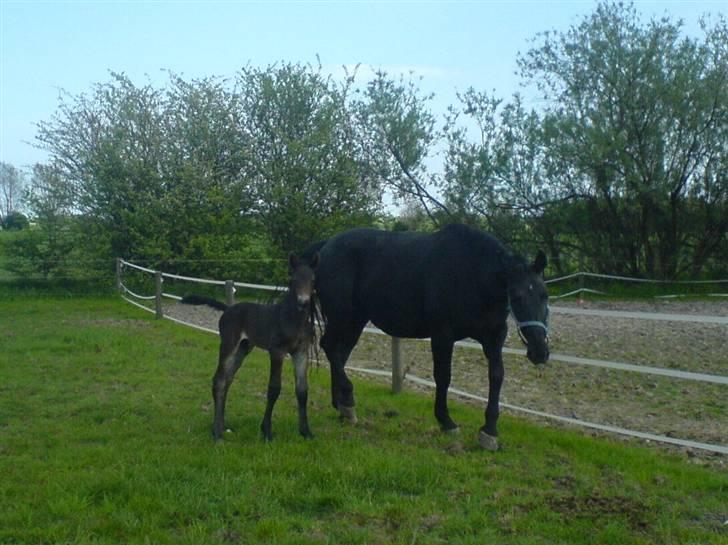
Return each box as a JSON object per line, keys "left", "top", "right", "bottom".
{"left": 180, "top": 295, "right": 229, "bottom": 312}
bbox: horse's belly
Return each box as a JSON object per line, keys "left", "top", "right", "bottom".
{"left": 368, "top": 313, "right": 431, "bottom": 339}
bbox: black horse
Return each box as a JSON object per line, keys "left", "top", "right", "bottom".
{"left": 181, "top": 253, "right": 319, "bottom": 442}
{"left": 303, "top": 224, "right": 549, "bottom": 450}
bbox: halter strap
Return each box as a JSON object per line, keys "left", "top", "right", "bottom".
{"left": 508, "top": 297, "right": 549, "bottom": 345}
{"left": 514, "top": 320, "right": 549, "bottom": 334}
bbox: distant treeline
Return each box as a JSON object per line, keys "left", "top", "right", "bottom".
{"left": 3, "top": 2, "right": 726, "bottom": 282}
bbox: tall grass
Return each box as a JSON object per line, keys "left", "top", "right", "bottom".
{"left": 1, "top": 297, "right": 726, "bottom": 544}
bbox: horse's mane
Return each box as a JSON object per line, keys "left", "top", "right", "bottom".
{"left": 439, "top": 223, "right": 516, "bottom": 275}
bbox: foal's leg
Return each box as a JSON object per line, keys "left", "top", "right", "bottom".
{"left": 292, "top": 349, "right": 313, "bottom": 439}
{"left": 212, "top": 337, "right": 251, "bottom": 441}
{"left": 431, "top": 335, "right": 458, "bottom": 432}
{"left": 260, "top": 351, "right": 284, "bottom": 441}
{"left": 478, "top": 327, "right": 507, "bottom": 451}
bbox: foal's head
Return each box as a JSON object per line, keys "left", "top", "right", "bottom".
{"left": 507, "top": 251, "right": 550, "bottom": 365}
{"left": 288, "top": 252, "right": 319, "bottom": 309}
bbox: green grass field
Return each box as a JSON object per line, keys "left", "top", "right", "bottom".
{"left": 1, "top": 295, "right": 726, "bottom": 544}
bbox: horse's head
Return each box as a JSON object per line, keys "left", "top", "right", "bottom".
{"left": 507, "top": 250, "right": 549, "bottom": 365}
{"left": 289, "top": 252, "right": 319, "bottom": 309}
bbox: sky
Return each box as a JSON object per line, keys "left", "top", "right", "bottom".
{"left": 1, "top": 0, "right": 724, "bottom": 171}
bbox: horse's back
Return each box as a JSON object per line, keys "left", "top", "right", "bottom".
{"left": 315, "top": 225, "right": 509, "bottom": 338}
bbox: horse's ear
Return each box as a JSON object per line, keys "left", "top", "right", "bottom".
{"left": 532, "top": 250, "right": 547, "bottom": 275}
{"left": 289, "top": 253, "right": 299, "bottom": 271}
{"left": 309, "top": 252, "right": 320, "bottom": 270}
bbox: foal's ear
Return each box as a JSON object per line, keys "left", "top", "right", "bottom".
{"left": 289, "top": 253, "right": 300, "bottom": 271}
{"left": 309, "top": 251, "right": 320, "bottom": 270}
{"left": 531, "top": 250, "right": 547, "bottom": 275}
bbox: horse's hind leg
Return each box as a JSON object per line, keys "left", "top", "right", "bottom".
{"left": 212, "top": 337, "right": 251, "bottom": 441}
{"left": 260, "top": 351, "right": 284, "bottom": 441}
{"left": 431, "top": 335, "right": 459, "bottom": 432}
{"left": 292, "top": 349, "right": 313, "bottom": 439}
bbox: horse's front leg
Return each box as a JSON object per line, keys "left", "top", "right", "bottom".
{"left": 479, "top": 327, "right": 507, "bottom": 450}
{"left": 320, "top": 321, "right": 364, "bottom": 424}
{"left": 292, "top": 349, "right": 313, "bottom": 439}
{"left": 431, "top": 335, "right": 458, "bottom": 432}
{"left": 261, "top": 351, "right": 284, "bottom": 441}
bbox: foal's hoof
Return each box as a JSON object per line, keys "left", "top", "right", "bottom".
{"left": 338, "top": 405, "right": 358, "bottom": 424}
{"left": 478, "top": 430, "right": 499, "bottom": 451}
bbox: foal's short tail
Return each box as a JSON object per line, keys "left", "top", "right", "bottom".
{"left": 180, "top": 294, "right": 229, "bottom": 312}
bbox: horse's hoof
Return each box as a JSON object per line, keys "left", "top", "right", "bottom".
{"left": 339, "top": 405, "right": 358, "bottom": 424}
{"left": 478, "top": 430, "right": 499, "bottom": 451}
{"left": 443, "top": 426, "right": 460, "bottom": 435}
{"left": 301, "top": 432, "right": 315, "bottom": 440}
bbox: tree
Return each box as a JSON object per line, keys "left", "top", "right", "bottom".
{"left": 353, "top": 70, "right": 450, "bottom": 225}
{"left": 5, "top": 164, "right": 80, "bottom": 278}
{"left": 518, "top": 2, "right": 727, "bottom": 278}
{"left": 31, "top": 66, "right": 384, "bottom": 277}
{"left": 2, "top": 211, "right": 29, "bottom": 230}
{"left": 0, "top": 162, "right": 25, "bottom": 225}
{"left": 35, "top": 72, "right": 169, "bottom": 261}
{"left": 236, "top": 62, "right": 380, "bottom": 252}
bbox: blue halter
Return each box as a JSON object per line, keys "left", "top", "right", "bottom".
{"left": 508, "top": 300, "right": 549, "bottom": 344}
{"left": 514, "top": 319, "right": 549, "bottom": 334}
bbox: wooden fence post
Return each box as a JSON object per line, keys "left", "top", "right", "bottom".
{"left": 115, "top": 258, "right": 122, "bottom": 293}
{"left": 155, "top": 271, "right": 163, "bottom": 319}
{"left": 391, "top": 337, "right": 403, "bottom": 394}
{"left": 225, "top": 280, "right": 235, "bottom": 307}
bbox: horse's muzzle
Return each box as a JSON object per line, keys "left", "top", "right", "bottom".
{"left": 517, "top": 323, "right": 549, "bottom": 365}
{"left": 527, "top": 343, "right": 549, "bottom": 365}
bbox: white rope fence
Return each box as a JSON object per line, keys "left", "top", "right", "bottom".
{"left": 347, "top": 367, "right": 728, "bottom": 455}
{"left": 547, "top": 271, "right": 728, "bottom": 284}
{"left": 550, "top": 306, "right": 728, "bottom": 325}
{"left": 119, "top": 284, "right": 156, "bottom": 301}
{"left": 361, "top": 327, "right": 728, "bottom": 386}
{"left": 546, "top": 271, "right": 728, "bottom": 299}
{"left": 117, "top": 259, "right": 728, "bottom": 454}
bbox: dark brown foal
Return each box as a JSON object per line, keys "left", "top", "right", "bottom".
{"left": 182, "top": 253, "right": 319, "bottom": 441}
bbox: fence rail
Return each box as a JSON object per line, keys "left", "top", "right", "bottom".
{"left": 347, "top": 367, "right": 728, "bottom": 455}
{"left": 117, "top": 258, "right": 728, "bottom": 454}
{"left": 361, "top": 326, "right": 728, "bottom": 386}
{"left": 547, "top": 271, "right": 728, "bottom": 285}
{"left": 551, "top": 306, "right": 728, "bottom": 325}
